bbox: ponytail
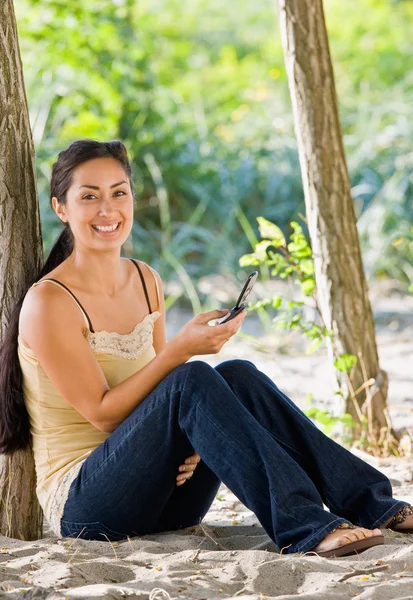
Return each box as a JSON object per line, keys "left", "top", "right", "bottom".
{"left": 0, "top": 226, "right": 74, "bottom": 453}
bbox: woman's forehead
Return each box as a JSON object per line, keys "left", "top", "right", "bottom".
{"left": 71, "top": 157, "right": 127, "bottom": 185}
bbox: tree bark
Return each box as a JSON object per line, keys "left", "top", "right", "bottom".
{"left": 0, "top": 0, "right": 43, "bottom": 539}
{"left": 278, "top": 0, "right": 389, "bottom": 433}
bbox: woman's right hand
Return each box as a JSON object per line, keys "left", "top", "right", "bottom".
{"left": 169, "top": 308, "right": 247, "bottom": 361}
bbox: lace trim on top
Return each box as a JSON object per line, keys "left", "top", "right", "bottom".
{"left": 84, "top": 311, "right": 161, "bottom": 359}
{"left": 48, "top": 459, "right": 85, "bottom": 537}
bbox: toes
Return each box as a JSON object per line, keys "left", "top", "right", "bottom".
{"left": 314, "top": 525, "right": 382, "bottom": 553}
{"left": 344, "top": 528, "right": 377, "bottom": 543}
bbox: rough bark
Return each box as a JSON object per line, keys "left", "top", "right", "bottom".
{"left": 278, "top": 0, "right": 389, "bottom": 432}
{"left": 0, "top": 0, "right": 43, "bottom": 539}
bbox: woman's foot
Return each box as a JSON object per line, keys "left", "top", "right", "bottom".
{"left": 383, "top": 506, "right": 413, "bottom": 532}
{"left": 393, "top": 515, "right": 413, "bottom": 531}
{"left": 312, "top": 525, "right": 383, "bottom": 556}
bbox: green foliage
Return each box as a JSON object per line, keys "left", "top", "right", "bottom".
{"left": 240, "top": 216, "right": 356, "bottom": 365}
{"left": 240, "top": 216, "right": 405, "bottom": 455}
{"left": 239, "top": 216, "right": 376, "bottom": 442}
{"left": 13, "top": 0, "right": 413, "bottom": 296}
{"left": 304, "top": 406, "right": 355, "bottom": 438}
{"left": 334, "top": 355, "right": 358, "bottom": 374}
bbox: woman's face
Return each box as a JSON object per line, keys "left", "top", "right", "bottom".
{"left": 54, "top": 157, "right": 134, "bottom": 251}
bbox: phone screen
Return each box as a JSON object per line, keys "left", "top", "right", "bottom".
{"left": 235, "top": 271, "right": 258, "bottom": 309}
{"left": 218, "top": 271, "right": 258, "bottom": 324}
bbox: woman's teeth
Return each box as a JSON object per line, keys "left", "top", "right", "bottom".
{"left": 92, "top": 223, "right": 120, "bottom": 232}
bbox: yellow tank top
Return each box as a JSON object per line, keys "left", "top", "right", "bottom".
{"left": 17, "top": 265, "right": 161, "bottom": 537}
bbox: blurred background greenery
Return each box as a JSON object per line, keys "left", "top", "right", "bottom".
{"left": 14, "top": 0, "right": 413, "bottom": 310}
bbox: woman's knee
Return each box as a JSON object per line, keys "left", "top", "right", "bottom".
{"left": 214, "top": 358, "right": 256, "bottom": 379}
{"left": 172, "top": 360, "right": 218, "bottom": 384}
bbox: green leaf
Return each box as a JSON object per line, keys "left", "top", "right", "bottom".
{"left": 334, "top": 354, "right": 358, "bottom": 373}
{"left": 300, "top": 259, "right": 314, "bottom": 275}
{"left": 239, "top": 253, "right": 260, "bottom": 267}
{"left": 301, "top": 278, "right": 315, "bottom": 295}
{"left": 272, "top": 295, "right": 282, "bottom": 309}
{"left": 257, "top": 217, "right": 286, "bottom": 247}
{"left": 255, "top": 240, "right": 274, "bottom": 262}
{"left": 290, "top": 221, "right": 302, "bottom": 234}
{"left": 287, "top": 300, "right": 304, "bottom": 309}
{"left": 340, "top": 413, "right": 356, "bottom": 427}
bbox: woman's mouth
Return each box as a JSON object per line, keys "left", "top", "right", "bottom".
{"left": 91, "top": 222, "right": 121, "bottom": 236}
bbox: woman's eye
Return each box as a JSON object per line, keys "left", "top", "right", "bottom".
{"left": 82, "top": 191, "right": 126, "bottom": 200}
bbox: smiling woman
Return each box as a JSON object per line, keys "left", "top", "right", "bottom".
{"left": 50, "top": 151, "right": 135, "bottom": 265}
{"left": 0, "top": 139, "right": 412, "bottom": 557}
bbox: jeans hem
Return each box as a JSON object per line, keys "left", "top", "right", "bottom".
{"left": 294, "top": 517, "right": 351, "bottom": 554}
{"left": 371, "top": 500, "right": 411, "bottom": 529}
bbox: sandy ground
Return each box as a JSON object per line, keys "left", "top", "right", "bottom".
{"left": 1, "top": 287, "right": 412, "bottom": 600}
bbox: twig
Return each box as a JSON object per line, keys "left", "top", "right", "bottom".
{"left": 65, "top": 527, "right": 87, "bottom": 548}
{"left": 190, "top": 539, "right": 206, "bottom": 563}
{"left": 99, "top": 533, "right": 119, "bottom": 560}
{"left": 197, "top": 523, "right": 227, "bottom": 550}
{"left": 354, "top": 378, "right": 375, "bottom": 398}
{"left": 338, "top": 563, "right": 390, "bottom": 582}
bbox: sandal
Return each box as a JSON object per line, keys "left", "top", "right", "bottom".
{"left": 310, "top": 523, "right": 384, "bottom": 558}
{"left": 385, "top": 505, "right": 413, "bottom": 534}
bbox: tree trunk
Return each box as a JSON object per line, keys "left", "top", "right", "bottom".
{"left": 0, "top": 0, "right": 43, "bottom": 539}
{"left": 278, "top": 0, "right": 389, "bottom": 434}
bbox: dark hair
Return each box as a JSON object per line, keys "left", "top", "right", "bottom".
{"left": 0, "top": 139, "right": 134, "bottom": 454}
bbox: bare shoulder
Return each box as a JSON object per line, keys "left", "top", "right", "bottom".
{"left": 131, "top": 259, "right": 164, "bottom": 311}
{"left": 20, "top": 276, "right": 86, "bottom": 350}
{"left": 132, "top": 258, "right": 162, "bottom": 281}
{"left": 19, "top": 272, "right": 110, "bottom": 431}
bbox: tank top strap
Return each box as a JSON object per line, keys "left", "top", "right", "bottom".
{"left": 31, "top": 279, "right": 94, "bottom": 333}
{"left": 130, "top": 259, "right": 157, "bottom": 314}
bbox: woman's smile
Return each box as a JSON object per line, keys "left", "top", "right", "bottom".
{"left": 91, "top": 221, "right": 122, "bottom": 236}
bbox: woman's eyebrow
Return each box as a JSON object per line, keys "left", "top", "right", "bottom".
{"left": 79, "top": 180, "right": 127, "bottom": 190}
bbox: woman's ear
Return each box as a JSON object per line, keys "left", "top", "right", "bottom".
{"left": 52, "top": 196, "right": 67, "bottom": 223}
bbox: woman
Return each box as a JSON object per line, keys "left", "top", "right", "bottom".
{"left": 0, "top": 139, "right": 411, "bottom": 558}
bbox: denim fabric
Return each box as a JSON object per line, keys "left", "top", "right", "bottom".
{"left": 60, "top": 359, "right": 407, "bottom": 554}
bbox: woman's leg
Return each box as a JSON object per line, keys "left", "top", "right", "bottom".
{"left": 61, "top": 369, "right": 221, "bottom": 539}
{"left": 62, "top": 360, "right": 355, "bottom": 553}
{"left": 213, "top": 359, "right": 408, "bottom": 531}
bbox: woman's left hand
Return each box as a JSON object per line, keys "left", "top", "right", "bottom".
{"left": 176, "top": 452, "right": 201, "bottom": 486}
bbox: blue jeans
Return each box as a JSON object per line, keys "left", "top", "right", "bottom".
{"left": 60, "top": 359, "right": 407, "bottom": 554}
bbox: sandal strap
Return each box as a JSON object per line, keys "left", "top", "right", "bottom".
{"left": 329, "top": 522, "right": 358, "bottom": 534}
{"left": 387, "top": 505, "right": 413, "bottom": 529}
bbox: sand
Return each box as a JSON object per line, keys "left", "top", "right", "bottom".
{"left": 1, "top": 288, "right": 412, "bottom": 599}
{"left": 0, "top": 472, "right": 412, "bottom": 600}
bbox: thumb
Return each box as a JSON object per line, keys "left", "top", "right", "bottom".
{"left": 196, "top": 308, "right": 229, "bottom": 323}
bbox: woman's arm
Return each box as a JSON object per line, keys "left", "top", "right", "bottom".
{"left": 99, "top": 339, "right": 184, "bottom": 432}
{"left": 20, "top": 273, "right": 187, "bottom": 435}
{"left": 21, "top": 268, "right": 244, "bottom": 435}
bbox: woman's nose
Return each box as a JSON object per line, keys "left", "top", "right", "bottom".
{"left": 98, "top": 196, "right": 117, "bottom": 214}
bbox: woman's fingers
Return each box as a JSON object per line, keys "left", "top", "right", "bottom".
{"left": 184, "top": 453, "right": 201, "bottom": 464}
{"left": 176, "top": 469, "right": 194, "bottom": 485}
{"left": 176, "top": 453, "right": 200, "bottom": 485}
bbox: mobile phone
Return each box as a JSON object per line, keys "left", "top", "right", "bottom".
{"left": 218, "top": 271, "right": 258, "bottom": 324}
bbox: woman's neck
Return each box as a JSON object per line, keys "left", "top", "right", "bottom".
{"left": 64, "top": 249, "right": 129, "bottom": 297}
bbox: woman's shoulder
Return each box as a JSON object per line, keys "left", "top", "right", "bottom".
{"left": 19, "top": 268, "right": 87, "bottom": 350}
{"left": 131, "top": 259, "right": 163, "bottom": 312}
